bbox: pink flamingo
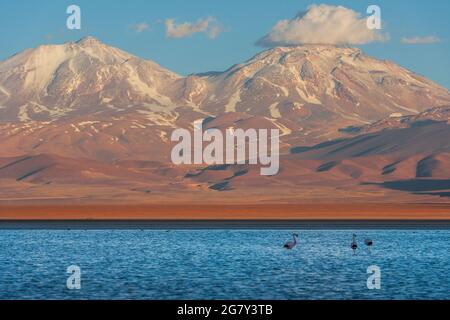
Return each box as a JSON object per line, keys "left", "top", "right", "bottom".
{"left": 284, "top": 233, "right": 299, "bottom": 250}
{"left": 351, "top": 234, "right": 358, "bottom": 255}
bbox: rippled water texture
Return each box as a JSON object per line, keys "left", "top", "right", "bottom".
{"left": 0, "top": 230, "right": 449, "bottom": 299}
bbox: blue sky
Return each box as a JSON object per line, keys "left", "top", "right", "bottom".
{"left": 0, "top": 0, "right": 449, "bottom": 88}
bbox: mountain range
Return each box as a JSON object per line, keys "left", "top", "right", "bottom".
{"left": 0, "top": 37, "right": 449, "bottom": 204}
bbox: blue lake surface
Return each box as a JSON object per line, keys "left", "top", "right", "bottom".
{"left": 0, "top": 229, "right": 449, "bottom": 300}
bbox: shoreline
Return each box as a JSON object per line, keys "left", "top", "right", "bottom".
{"left": 1, "top": 203, "right": 450, "bottom": 221}
{"left": 2, "top": 219, "right": 450, "bottom": 230}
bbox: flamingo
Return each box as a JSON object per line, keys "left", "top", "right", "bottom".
{"left": 364, "top": 238, "right": 373, "bottom": 251}
{"left": 351, "top": 234, "right": 358, "bottom": 255}
{"left": 284, "top": 233, "right": 299, "bottom": 250}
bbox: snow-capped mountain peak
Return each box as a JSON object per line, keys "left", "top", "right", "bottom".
{"left": 0, "top": 37, "right": 182, "bottom": 122}
{"left": 1, "top": 37, "right": 449, "bottom": 141}
{"left": 180, "top": 44, "right": 450, "bottom": 134}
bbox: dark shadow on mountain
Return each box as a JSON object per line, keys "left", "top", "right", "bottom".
{"left": 350, "top": 145, "right": 384, "bottom": 157}
{"left": 416, "top": 156, "right": 439, "bottom": 178}
{"left": 229, "top": 169, "right": 249, "bottom": 179}
{"left": 338, "top": 126, "right": 363, "bottom": 134}
{"left": 290, "top": 122, "right": 450, "bottom": 161}
{"left": 185, "top": 171, "right": 202, "bottom": 178}
{"left": 413, "top": 192, "right": 450, "bottom": 198}
{"left": 364, "top": 179, "right": 450, "bottom": 192}
{"left": 192, "top": 71, "right": 223, "bottom": 77}
{"left": 205, "top": 164, "right": 231, "bottom": 171}
{"left": 16, "top": 166, "right": 52, "bottom": 182}
{"left": 202, "top": 116, "right": 216, "bottom": 126}
{"left": 382, "top": 161, "right": 402, "bottom": 175}
{"left": 317, "top": 161, "right": 339, "bottom": 172}
{"left": 409, "top": 120, "right": 443, "bottom": 128}
{"left": 290, "top": 138, "right": 347, "bottom": 154}
{"left": 0, "top": 156, "right": 34, "bottom": 171}
{"left": 209, "top": 181, "right": 232, "bottom": 191}
{"left": 326, "top": 135, "right": 377, "bottom": 156}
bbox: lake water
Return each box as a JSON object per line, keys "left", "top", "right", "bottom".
{"left": 0, "top": 229, "right": 449, "bottom": 300}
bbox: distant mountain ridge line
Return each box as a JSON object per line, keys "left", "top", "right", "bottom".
{"left": 1, "top": 36, "right": 449, "bottom": 124}
{"left": 0, "top": 37, "right": 449, "bottom": 204}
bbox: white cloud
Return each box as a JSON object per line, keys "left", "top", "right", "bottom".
{"left": 401, "top": 36, "right": 441, "bottom": 45}
{"left": 165, "top": 16, "right": 224, "bottom": 39}
{"left": 130, "top": 23, "right": 150, "bottom": 33}
{"left": 257, "top": 4, "right": 388, "bottom": 47}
